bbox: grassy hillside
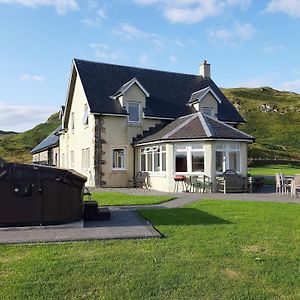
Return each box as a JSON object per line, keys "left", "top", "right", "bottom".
{"left": 222, "top": 87, "right": 300, "bottom": 160}
{"left": 0, "top": 112, "right": 60, "bottom": 163}
{"left": 1, "top": 87, "right": 300, "bottom": 163}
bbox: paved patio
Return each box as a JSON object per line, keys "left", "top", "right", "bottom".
{"left": 1, "top": 186, "right": 299, "bottom": 244}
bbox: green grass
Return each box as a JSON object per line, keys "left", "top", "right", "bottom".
{"left": 249, "top": 164, "right": 300, "bottom": 176}
{"left": 84, "top": 191, "right": 175, "bottom": 206}
{"left": 1, "top": 200, "right": 300, "bottom": 299}
{"left": 222, "top": 87, "right": 300, "bottom": 160}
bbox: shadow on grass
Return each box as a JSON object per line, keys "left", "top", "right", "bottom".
{"left": 139, "top": 208, "right": 232, "bottom": 226}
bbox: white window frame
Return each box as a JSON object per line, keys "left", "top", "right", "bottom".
{"left": 140, "top": 145, "right": 166, "bottom": 173}
{"left": 81, "top": 148, "right": 91, "bottom": 171}
{"left": 112, "top": 148, "right": 126, "bottom": 170}
{"left": 175, "top": 144, "right": 205, "bottom": 175}
{"left": 127, "top": 102, "right": 140, "bottom": 124}
{"left": 82, "top": 104, "right": 89, "bottom": 127}
{"left": 216, "top": 143, "right": 241, "bottom": 174}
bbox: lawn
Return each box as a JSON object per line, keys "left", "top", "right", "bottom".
{"left": 248, "top": 164, "right": 300, "bottom": 176}
{"left": 1, "top": 200, "right": 299, "bottom": 299}
{"left": 84, "top": 191, "right": 175, "bottom": 206}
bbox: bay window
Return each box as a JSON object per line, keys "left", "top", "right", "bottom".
{"left": 140, "top": 145, "right": 166, "bottom": 173}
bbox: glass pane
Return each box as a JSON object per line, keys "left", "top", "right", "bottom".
{"left": 192, "top": 151, "right": 204, "bottom": 172}
{"left": 161, "top": 145, "right": 166, "bottom": 151}
{"left": 216, "top": 151, "right": 224, "bottom": 172}
{"left": 141, "top": 153, "right": 146, "bottom": 171}
{"left": 162, "top": 152, "right": 166, "bottom": 171}
{"left": 128, "top": 103, "right": 140, "bottom": 122}
{"left": 229, "top": 151, "right": 240, "bottom": 171}
{"left": 147, "top": 152, "right": 153, "bottom": 171}
{"left": 191, "top": 144, "right": 203, "bottom": 150}
{"left": 154, "top": 153, "right": 160, "bottom": 171}
{"left": 176, "top": 153, "right": 187, "bottom": 172}
{"left": 230, "top": 143, "right": 239, "bottom": 150}
{"left": 203, "top": 107, "right": 213, "bottom": 117}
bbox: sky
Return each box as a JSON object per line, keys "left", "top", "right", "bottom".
{"left": 1, "top": 0, "right": 300, "bottom": 132}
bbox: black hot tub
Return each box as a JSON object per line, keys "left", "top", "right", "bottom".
{"left": 0, "top": 163, "right": 87, "bottom": 227}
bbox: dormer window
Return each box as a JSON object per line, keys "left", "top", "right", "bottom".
{"left": 202, "top": 107, "right": 213, "bottom": 117}
{"left": 128, "top": 102, "right": 140, "bottom": 123}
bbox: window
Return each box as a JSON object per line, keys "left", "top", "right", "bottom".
{"left": 82, "top": 104, "right": 89, "bottom": 126}
{"left": 175, "top": 144, "right": 204, "bottom": 173}
{"left": 216, "top": 151, "right": 225, "bottom": 172}
{"left": 82, "top": 148, "right": 90, "bottom": 170}
{"left": 216, "top": 143, "right": 240, "bottom": 173}
{"left": 140, "top": 145, "right": 166, "bottom": 173}
{"left": 128, "top": 102, "right": 140, "bottom": 123}
{"left": 71, "top": 112, "right": 75, "bottom": 132}
{"left": 112, "top": 148, "right": 125, "bottom": 170}
{"left": 202, "top": 107, "right": 213, "bottom": 117}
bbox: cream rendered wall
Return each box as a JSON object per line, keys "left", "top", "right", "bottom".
{"left": 59, "top": 72, "right": 95, "bottom": 186}
{"left": 101, "top": 84, "right": 161, "bottom": 187}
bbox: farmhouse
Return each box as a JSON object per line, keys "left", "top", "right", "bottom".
{"left": 32, "top": 59, "right": 254, "bottom": 192}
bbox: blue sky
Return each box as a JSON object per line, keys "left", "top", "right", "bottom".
{"left": 0, "top": 0, "right": 300, "bottom": 131}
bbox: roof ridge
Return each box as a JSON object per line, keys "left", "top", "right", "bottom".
{"left": 205, "top": 114, "right": 254, "bottom": 139}
{"left": 198, "top": 113, "right": 213, "bottom": 137}
{"left": 163, "top": 114, "right": 198, "bottom": 139}
{"left": 74, "top": 58, "right": 207, "bottom": 79}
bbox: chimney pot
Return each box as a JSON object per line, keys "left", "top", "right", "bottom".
{"left": 199, "top": 60, "right": 211, "bottom": 78}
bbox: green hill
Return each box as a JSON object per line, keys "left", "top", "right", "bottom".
{"left": 1, "top": 87, "right": 300, "bottom": 163}
{"left": 222, "top": 87, "right": 300, "bottom": 160}
{"left": 0, "top": 112, "right": 60, "bottom": 163}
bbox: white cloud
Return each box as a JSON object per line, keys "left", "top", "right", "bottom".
{"left": 263, "top": 45, "right": 284, "bottom": 53}
{"left": 20, "top": 74, "right": 45, "bottom": 82}
{"left": 169, "top": 54, "right": 177, "bottom": 63}
{"left": 280, "top": 79, "right": 300, "bottom": 92}
{"left": 266, "top": 0, "right": 300, "bottom": 18}
{"left": 134, "top": 0, "right": 252, "bottom": 24}
{"left": 82, "top": 7, "right": 106, "bottom": 27}
{"left": 0, "top": 101, "right": 56, "bottom": 132}
{"left": 208, "top": 21, "right": 255, "bottom": 45}
{"left": 89, "top": 43, "right": 128, "bottom": 63}
{"left": 139, "top": 53, "right": 151, "bottom": 66}
{"left": 114, "top": 22, "right": 182, "bottom": 52}
{"left": 0, "top": 0, "right": 78, "bottom": 14}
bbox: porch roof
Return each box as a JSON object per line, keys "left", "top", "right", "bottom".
{"left": 134, "top": 112, "right": 254, "bottom": 145}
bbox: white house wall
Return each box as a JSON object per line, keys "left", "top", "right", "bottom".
{"left": 59, "top": 71, "right": 95, "bottom": 186}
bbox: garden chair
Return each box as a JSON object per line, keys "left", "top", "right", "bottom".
{"left": 291, "top": 174, "right": 300, "bottom": 197}
{"left": 275, "top": 173, "right": 282, "bottom": 194}
{"left": 216, "top": 169, "right": 249, "bottom": 193}
{"left": 189, "top": 175, "right": 203, "bottom": 193}
{"left": 129, "top": 171, "right": 149, "bottom": 188}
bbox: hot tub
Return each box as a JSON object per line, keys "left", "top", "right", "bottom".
{"left": 0, "top": 163, "right": 87, "bottom": 227}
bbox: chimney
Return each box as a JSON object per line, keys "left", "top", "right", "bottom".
{"left": 199, "top": 60, "right": 210, "bottom": 78}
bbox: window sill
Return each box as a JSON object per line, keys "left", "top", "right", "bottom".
{"left": 127, "top": 122, "right": 142, "bottom": 127}
{"left": 112, "top": 169, "right": 127, "bottom": 173}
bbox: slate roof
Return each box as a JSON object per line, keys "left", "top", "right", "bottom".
{"left": 31, "top": 126, "right": 61, "bottom": 154}
{"left": 134, "top": 113, "right": 253, "bottom": 145}
{"left": 189, "top": 86, "right": 211, "bottom": 103}
{"left": 74, "top": 59, "right": 245, "bottom": 123}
